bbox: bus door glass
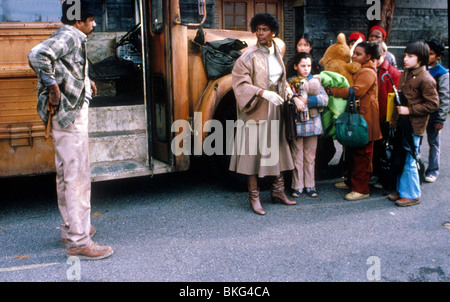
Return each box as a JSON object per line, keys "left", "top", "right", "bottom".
{"left": 148, "top": 0, "right": 172, "bottom": 164}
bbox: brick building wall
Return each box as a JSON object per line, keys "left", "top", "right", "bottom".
{"left": 283, "top": 1, "right": 296, "bottom": 63}
{"left": 298, "top": 0, "right": 448, "bottom": 69}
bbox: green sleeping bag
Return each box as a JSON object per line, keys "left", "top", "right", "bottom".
{"left": 318, "top": 71, "right": 350, "bottom": 139}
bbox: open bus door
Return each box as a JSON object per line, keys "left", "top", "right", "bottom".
{"left": 147, "top": 0, "right": 200, "bottom": 172}
{"left": 147, "top": 0, "right": 174, "bottom": 168}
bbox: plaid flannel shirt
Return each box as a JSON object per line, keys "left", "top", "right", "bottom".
{"left": 28, "top": 25, "right": 90, "bottom": 128}
{"left": 295, "top": 75, "right": 329, "bottom": 137}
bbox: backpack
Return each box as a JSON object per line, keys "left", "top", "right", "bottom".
{"left": 192, "top": 28, "right": 248, "bottom": 80}
{"left": 335, "top": 88, "right": 369, "bottom": 148}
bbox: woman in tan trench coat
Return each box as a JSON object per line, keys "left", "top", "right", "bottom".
{"left": 230, "top": 13, "right": 300, "bottom": 215}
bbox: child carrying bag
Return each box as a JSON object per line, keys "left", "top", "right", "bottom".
{"left": 335, "top": 87, "right": 369, "bottom": 148}
{"left": 283, "top": 97, "right": 298, "bottom": 143}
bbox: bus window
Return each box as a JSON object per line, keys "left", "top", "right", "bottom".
{"left": 0, "top": 0, "right": 61, "bottom": 22}
{"left": 94, "top": 0, "right": 137, "bottom": 32}
{"left": 151, "top": 0, "right": 163, "bottom": 34}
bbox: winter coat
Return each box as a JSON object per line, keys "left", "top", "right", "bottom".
{"left": 377, "top": 59, "right": 401, "bottom": 121}
{"left": 229, "top": 41, "right": 294, "bottom": 177}
{"left": 329, "top": 60, "right": 382, "bottom": 142}
{"left": 428, "top": 63, "right": 450, "bottom": 125}
{"left": 391, "top": 66, "right": 439, "bottom": 136}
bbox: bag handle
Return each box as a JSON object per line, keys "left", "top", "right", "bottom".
{"left": 345, "top": 87, "right": 357, "bottom": 113}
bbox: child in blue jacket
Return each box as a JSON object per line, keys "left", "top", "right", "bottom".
{"left": 424, "top": 39, "right": 449, "bottom": 183}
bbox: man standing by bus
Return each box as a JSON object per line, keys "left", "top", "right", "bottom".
{"left": 28, "top": 0, "right": 113, "bottom": 260}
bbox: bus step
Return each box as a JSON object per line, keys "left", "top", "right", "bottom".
{"left": 90, "top": 158, "right": 174, "bottom": 182}
{"left": 89, "top": 130, "right": 147, "bottom": 164}
{"left": 89, "top": 105, "right": 146, "bottom": 133}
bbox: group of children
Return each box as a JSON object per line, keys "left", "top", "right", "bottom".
{"left": 286, "top": 29, "right": 448, "bottom": 207}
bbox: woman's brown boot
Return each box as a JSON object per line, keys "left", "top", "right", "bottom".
{"left": 248, "top": 175, "right": 265, "bottom": 215}
{"left": 271, "top": 174, "right": 296, "bottom": 205}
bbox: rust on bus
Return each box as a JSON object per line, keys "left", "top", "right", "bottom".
{"left": 0, "top": 22, "right": 61, "bottom": 176}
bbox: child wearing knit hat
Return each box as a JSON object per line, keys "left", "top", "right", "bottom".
{"left": 348, "top": 32, "right": 366, "bottom": 48}
{"left": 368, "top": 25, "right": 397, "bottom": 68}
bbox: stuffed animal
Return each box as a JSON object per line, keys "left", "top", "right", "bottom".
{"left": 288, "top": 75, "right": 321, "bottom": 98}
{"left": 319, "top": 33, "right": 361, "bottom": 86}
{"left": 288, "top": 75, "right": 325, "bottom": 122}
{"left": 302, "top": 75, "right": 322, "bottom": 96}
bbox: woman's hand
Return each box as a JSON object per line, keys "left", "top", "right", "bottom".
{"left": 261, "top": 90, "right": 284, "bottom": 106}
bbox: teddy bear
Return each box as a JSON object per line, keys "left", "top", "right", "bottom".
{"left": 288, "top": 75, "right": 324, "bottom": 121}
{"left": 288, "top": 75, "right": 321, "bottom": 98}
{"left": 302, "top": 75, "right": 322, "bottom": 97}
{"left": 319, "top": 33, "right": 361, "bottom": 86}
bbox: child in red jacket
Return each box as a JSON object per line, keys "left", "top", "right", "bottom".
{"left": 373, "top": 42, "right": 401, "bottom": 189}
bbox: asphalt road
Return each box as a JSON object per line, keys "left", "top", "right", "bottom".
{"left": 1, "top": 129, "right": 449, "bottom": 286}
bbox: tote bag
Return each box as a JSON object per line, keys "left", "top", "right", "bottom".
{"left": 335, "top": 88, "right": 369, "bottom": 148}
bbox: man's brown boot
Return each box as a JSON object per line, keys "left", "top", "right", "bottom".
{"left": 67, "top": 242, "right": 113, "bottom": 260}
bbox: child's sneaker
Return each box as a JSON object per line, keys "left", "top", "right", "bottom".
{"left": 345, "top": 191, "right": 369, "bottom": 201}
{"left": 291, "top": 188, "right": 303, "bottom": 197}
{"left": 334, "top": 181, "right": 349, "bottom": 189}
{"left": 305, "top": 187, "right": 318, "bottom": 198}
{"left": 424, "top": 175, "right": 437, "bottom": 183}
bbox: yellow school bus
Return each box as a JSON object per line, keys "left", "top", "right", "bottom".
{"left": 0, "top": 0, "right": 285, "bottom": 181}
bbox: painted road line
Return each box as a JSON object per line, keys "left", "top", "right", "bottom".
{"left": 0, "top": 262, "right": 59, "bottom": 272}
